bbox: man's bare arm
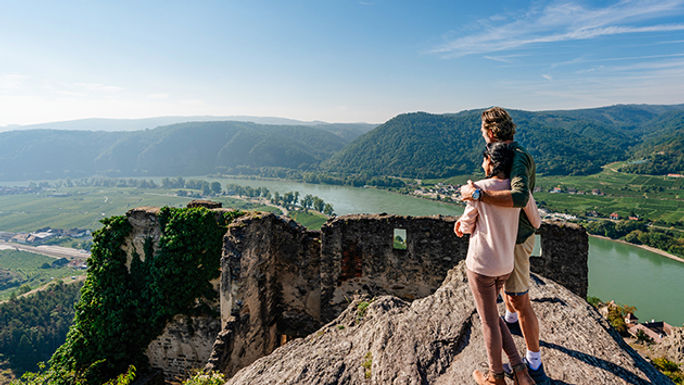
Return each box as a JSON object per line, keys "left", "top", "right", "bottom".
{"left": 460, "top": 180, "right": 514, "bottom": 207}
{"left": 480, "top": 189, "right": 514, "bottom": 207}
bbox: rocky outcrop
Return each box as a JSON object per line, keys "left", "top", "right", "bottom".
{"left": 226, "top": 261, "right": 672, "bottom": 385}
{"left": 647, "top": 327, "right": 684, "bottom": 367}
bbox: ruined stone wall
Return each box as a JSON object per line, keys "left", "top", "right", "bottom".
{"left": 122, "top": 207, "right": 162, "bottom": 269}
{"left": 211, "top": 213, "right": 321, "bottom": 376}
{"left": 320, "top": 214, "right": 466, "bottom": 322}
{"left": 145, "top": 314, "right": 222, "bottom": 381}
{"left": 534, "top": 221, "right": 589, "bottom": 298}
{"left": 319, "top": 215, "right": 589, "bottom": 320}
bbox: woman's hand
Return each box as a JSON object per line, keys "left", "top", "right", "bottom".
{"left": 454, "top": 220, "right": 464, "bottom": 237}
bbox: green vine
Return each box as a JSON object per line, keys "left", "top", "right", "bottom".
{"left": 40, "top": 208, "right": 244, "bottom": 385}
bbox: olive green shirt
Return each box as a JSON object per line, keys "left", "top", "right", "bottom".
{"left": 509, "top": 142, "right": 536, "bottom": 244}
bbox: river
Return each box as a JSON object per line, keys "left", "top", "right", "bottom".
{"left": 212, "top": 176, "right": 684, "bottom": 325}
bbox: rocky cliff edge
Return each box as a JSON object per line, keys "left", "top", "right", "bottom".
{"left": 225, "top": 261, "right": 672, "bottom": 385}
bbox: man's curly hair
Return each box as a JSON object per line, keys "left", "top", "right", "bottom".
{"left": 482, "top": 107, "right": 516, "bottom": 141}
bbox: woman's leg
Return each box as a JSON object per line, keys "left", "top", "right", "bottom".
{"left": 467, "top": 269, "right": 508, "bottom": 373}
{"left": 494, "top": 277, "right": 523, "bottom": 367}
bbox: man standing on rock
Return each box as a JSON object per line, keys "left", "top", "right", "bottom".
{"left": 460, "top": 107, "right": 550, "bottom": 385}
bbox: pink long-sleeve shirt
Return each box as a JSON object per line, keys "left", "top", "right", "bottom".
{"left": 458, "top": 177, "right": 540, "bottom": 277}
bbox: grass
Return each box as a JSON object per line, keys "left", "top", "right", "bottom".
{"left": 362, "top": 352, "right": 372, "bottom": 379}
{"left": 356, "top": 301, "right": 370, "bottom": 321}
{"left": 0, "top": 249, "right": 83, "bottom": 300}
{"left": 287, "top": 209, "right": 329, "bottom": 230}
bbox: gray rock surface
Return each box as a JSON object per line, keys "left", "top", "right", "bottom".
{"left": 225, "top": 262, "right": 672, "bottom": 385}
{"left": 648, "top": 327, "right": 684, "bottom": 368}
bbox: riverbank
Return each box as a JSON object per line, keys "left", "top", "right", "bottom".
{"left": 589, "top": 234, "right": 684, "bottom": 263}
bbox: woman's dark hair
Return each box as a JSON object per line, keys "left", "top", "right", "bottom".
{"left": 483, "top": 142, "right": 515, "bottom": 178}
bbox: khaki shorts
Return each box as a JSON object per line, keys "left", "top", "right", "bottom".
{"left": 503, "top": 235, "right": 535, "bottom": 295}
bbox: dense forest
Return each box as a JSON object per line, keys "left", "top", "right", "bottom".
{"left": 324, "top": 104, "right": 684, "bottom": 178}
{"left": 0, "top": 280, "right": 82, "bottom": 376}
{"left": 619, "top": 111, "right": 684, "bottom": 175}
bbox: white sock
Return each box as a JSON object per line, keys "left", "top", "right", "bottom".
{"left": 526, "top": 350, "right": 542, "bottom": 370}
{"left": 504, "top": 310, "right": 518, "bottom": 323}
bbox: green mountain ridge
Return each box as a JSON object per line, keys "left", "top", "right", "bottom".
{"left": 0, "top": 104, "right": 681, "bottom": 181}
{"left": 323, "top": 104, "right": 684, "bottom": 178}
{"left": 0, "top": 121, "right": 372, "bottom": 181}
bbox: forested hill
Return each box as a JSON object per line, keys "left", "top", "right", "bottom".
{"left": 322, "top": 104, "right": 684, "bottom": 178}
{"left": 619, "top": 110, "right": 684, "bottom": 175}
{"left": 0, "top": 121, "right": 373, "bottom": 181}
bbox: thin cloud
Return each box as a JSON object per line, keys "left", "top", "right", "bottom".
{"left": 147, "top": 93, "right": 169, "bottom": 100}
{"left": 74, "top": 82, "right": 123, "bottom": 93}
{"left": 483, "top": 54, "right": 526, "bottom": 63}
{"left": 655, "top": 39, "right": 684, "bottom": 44}
{"left": 542, "top": 74, "right": 553, "bottom": 80}
{"left": 0, "top": 74, "right": 29, "bottom": 90}
{"left": 431, "top": 0, "right": 684, "bottom": 57}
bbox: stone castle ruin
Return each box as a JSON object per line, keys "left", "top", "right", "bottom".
{"left": 123, "top": 202, "right": 596, "bottom": 382}
{"left": 120, "top": 202, "right": 667, "bottom": 384}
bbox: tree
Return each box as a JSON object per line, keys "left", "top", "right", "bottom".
{"left": 301, "top": 194, "right": 314, "bottom": 211}
{"left": 635, "top": 329, "right": 653, "bottom": 345}
{"left": 201, "top": 182, "right": 211, "bottom": 196}
{"left": 283, "top": 192, "right": 294, "bottom": 208}
{"left": 323, "top": 203, "right": 334, "bottom": 216}
{"left": 210, "top": 182, "right": 222, "bottom": 195}
{"left": 313, "top": 197, "right": 325, "bottom": 213}
{"left": 606, "top": 303, "right": 636, "bottom": 336}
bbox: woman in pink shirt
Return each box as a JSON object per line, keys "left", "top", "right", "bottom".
{"left": 454, "top": 142, "right": 540, "bottom": 385}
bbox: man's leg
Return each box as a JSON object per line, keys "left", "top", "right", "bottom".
{"left": 502, "top": 235, "right": 536, "bottom": 349}
{"left": 503, "top": 235, "right": 550, "bottom": 384}
{"left": 505, "top": 292, "right": 539, "bottom": 353}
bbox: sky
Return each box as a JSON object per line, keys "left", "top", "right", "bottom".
{"left": 2, "top": 0, "right": 684, "bottom": 125}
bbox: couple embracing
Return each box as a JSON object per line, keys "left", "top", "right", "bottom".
{"left": 454, "top": 107, "right": 550, "bottom": 385}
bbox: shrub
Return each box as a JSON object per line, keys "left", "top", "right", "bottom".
{"left": 182, "top": 370, "right": 225, "bottom": 385}
{"left": 651, "top": 357, "right": 684, "bottom": 384}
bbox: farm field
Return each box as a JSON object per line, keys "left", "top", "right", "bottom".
{"left": 0, "top": 249, "right": 83, "bottom": 300}
{"left": 534, "top": 163, "right": 682, "bottom": 223}
{"left": 288, "top": 210, "right": 329, "bottom": 230}
{"left": 426, "top": 163, "right": 683, "bottom": 224}
{"left": 0, "top": 186, "right": 280, "bottom": 232}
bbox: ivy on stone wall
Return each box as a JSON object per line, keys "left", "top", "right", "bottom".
{"left": 41, "top": 207, "right": 244, "bottom": 385}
